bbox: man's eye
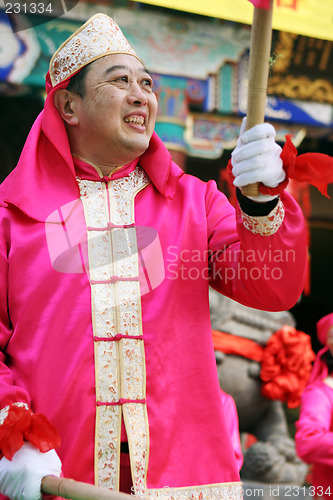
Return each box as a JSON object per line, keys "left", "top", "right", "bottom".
{"left": 143, "top": 78, "right": 153, "bottom": 89}
{"left": 116, "top": 76, "right": 128, "bottom": 82}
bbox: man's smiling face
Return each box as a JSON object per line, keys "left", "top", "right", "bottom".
{"left": 70, "top": 53, "right": 158, "bottom": 167}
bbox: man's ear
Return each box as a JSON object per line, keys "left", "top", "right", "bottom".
{"left": 54, "top": 90, "right": 79, "bottom": 126}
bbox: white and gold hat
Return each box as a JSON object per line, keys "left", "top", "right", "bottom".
{"left": 49, "top": 13, "right": 140, "bottom": 88}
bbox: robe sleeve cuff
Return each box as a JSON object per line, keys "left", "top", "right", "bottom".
{"left": 0, "top": 402, "right": 61, "bottom": 460}
{"left": 239, "top": 198, "right": 285, "bottom": 236}
{"left": 236, "top": 188, "right": 279, "bottom": 216}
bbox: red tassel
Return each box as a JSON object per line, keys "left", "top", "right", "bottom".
{"left": 261, "top": 135, "right": 333, "bottom": 198}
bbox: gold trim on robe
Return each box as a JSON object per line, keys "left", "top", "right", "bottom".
{"left": 147, "top": 481, "right": 244, "bottom": 499}
{"left": 78, "top": 166, "right": 150, "bottom": 494}
{"left": 240, "top": 199, "right": 285, "bottom": 237}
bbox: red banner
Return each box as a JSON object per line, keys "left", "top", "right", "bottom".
{"left": 132, "top": 0, "right": 333, "bottom": 42}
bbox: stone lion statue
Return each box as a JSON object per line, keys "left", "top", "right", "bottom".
{"left": 210, "top": 288, "right": 308, "bottom": 484}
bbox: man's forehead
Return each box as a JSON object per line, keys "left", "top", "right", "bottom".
{"left": 90, "top": 53, "right": 148, "bottom": 74}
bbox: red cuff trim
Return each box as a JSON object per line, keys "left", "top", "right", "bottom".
{"left": 0, "top": 403, "right": 61, "bottom": 460}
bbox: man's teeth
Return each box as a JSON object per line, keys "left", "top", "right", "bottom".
{"left": 124, "top": 116, "right": 145, "bottom": 125}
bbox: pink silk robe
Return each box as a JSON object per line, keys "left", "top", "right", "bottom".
{"left": 0, "top": 119, "right": 307, "bottom": 497}
{"left": 296, "top": 380, "right": 333, "bottom": 496}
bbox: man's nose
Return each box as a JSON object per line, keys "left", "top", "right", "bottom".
{"left": 128, "top": 82, "right": 148, "bottom": 105}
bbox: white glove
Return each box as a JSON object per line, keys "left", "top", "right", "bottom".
{"left": 231, "top": 118, "right": 286, "bottom": 202}
{"left": 0, "top": 442, "right": 62, "bottom": 500}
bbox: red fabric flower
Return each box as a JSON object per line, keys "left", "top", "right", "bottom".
{"left": 260, "top": 326, "right": 316, "bottom": 408}
{"left": 0, "top": 404, "right": 60, "bottom": 460}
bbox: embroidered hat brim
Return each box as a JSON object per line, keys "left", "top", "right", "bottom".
{"left": 49, "top": 13, "right": 141, "bottom": 87}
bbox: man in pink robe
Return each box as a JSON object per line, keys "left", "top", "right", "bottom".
{"left": 0, "top": 13, "right": 307, "bottom": 500}
{"left": 295, "top": 313, "right": 333, "bottom": 497}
